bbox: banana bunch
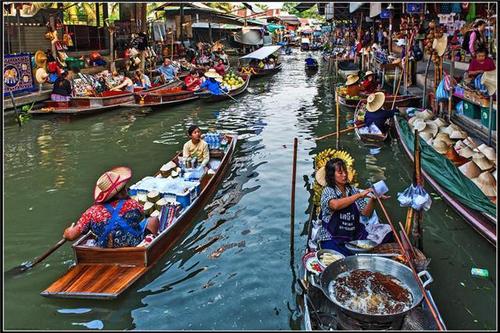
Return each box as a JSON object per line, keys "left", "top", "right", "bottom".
{"left": 312, "top": 148, "right": 357, "bottom": 206}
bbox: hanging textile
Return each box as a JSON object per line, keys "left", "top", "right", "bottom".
{"left": 466, "top": 3, "right": 476, "bottom": 23}
{"left": 369, "top": 3, "right": 381, "bottom": 17}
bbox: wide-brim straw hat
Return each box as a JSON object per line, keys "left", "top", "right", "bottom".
{"left": 432, "top": 34, "right": 448, "bottom": 57}
{"left": 458, "top": 146, "right": 475, "bottom": 159}
{"left": 481, "top": 147, "right": 496, "bottom": 163}
{"left": 454, "top": 140, "right": 466, "bottom": 151}
{"left": 35, "top": 67, "right": 49, "bottom": 84}
{"left": 94, "top": 166, "right": 132, "bottom": 204}
{"left": 440, "top": 123, "right": 460, "bottom": 136}
{"left": 419, "top": 131, "right": 434, "bottom": 145}
{"left": 315, "top": 166, "right": 327, "bottom": 187}
{"left": 445, "top": 146, "right": 469, "bottom": 166}
{"left": 432, "top": 139, "right": 449, "bottom": 154}
{"left": 35, "top": 50, "right": 48, "bottom": 68}
{"left": 473, "top": 154, "right": 495, "bottom": 171}
{"left": 481, "top": 70, "right": 497, "bottom": 96}
{"left": 346, "top": 74, "right": 360, "bottom": 86}
{"left": 463, "top": 136, "right": 479, "bottom": 150}
{"left": 366, "top": 92, "right": 386, "bottom": 112}
{"left": 449, "top": 128, "right": 468, "bottom": 140}
{"left": 419, "top": 121, "right": 439, "bottom": 138}
{"left": 459, "top": 161, "right": 482, "bottom": 179}
{"left": 204, "top": 68, "right": 222, "bottom": 79}
{"left": 408, "top": 116, "right": 421, "bottom": 128}
{"left": 365, "top": 71, "right": 375, "bottom": 77}
{"left": 414, "top": 109, "right": 433, "bottom": 121}
{"left": 429, "top": 117, "right": 448, "bottom": 129}
{"left": 435, "top": 132, "right": 454, "bottom": 146}
{"left": 471, "top": 171, "right": 497, "bottom": 197}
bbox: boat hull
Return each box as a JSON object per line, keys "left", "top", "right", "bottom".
{"left": 197, "top": 75, "right": 250, "bottom": 102}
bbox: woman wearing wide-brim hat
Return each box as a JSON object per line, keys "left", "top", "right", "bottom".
{"left": 345, "top": 74, "right": 362, "bottom": 97}
{"left": 62, "top": 167, "right": 159, "bottom": 248}
{"left": 199, "top": 68, "right": 226, "bottom": 95}
{"left": 314, "top": 158, "right": 393, "bottom": 255}
{"left": 360, "top": 70, "right": 379, "bottom": 94}
{"left": 363, "top": 92, "right": 396, "bottom": 135}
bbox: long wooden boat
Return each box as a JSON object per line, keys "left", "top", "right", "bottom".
{"left": 131, "top": 80, "right": 180, "bottom": 96}
{"left": 338, "top": 93, "right": 421, "bottom": 110}
{"left": 305, "top": 62, "right": 319, "bottom": 71}
{"left": 41, "top": 135, "right": 237, "bottom": 299}
{"left": 300, "top": 150, "right": 446, "bottom": 330}
{"left": 238, "top": 63, "right": 283, "bottom": 78}
{"left": 196, "top": 74, "right": 250, "bottom": 103}
{"left": 394, "top": 115, "right": 496, "bottom": 245}
{"left": 122, "top": 81, "right": 198, "bottom": 108}
{"left": 353, "top": 101, "right": 390, "bottom": 146}
{"left": 29, "top": 90, "right": 134, "bottom": 115}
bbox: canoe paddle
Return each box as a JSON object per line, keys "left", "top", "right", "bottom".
{"left": 220, "top": 89, "right": 239, "bottom": 102}
{"left": 314, "top": 123, "right": 365, "bottom": 141}
{"left": 7, "top": 223, "right": 73, "bottom": 275}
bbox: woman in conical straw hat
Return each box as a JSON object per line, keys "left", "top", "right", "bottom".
{"left": 199, "top": 68, "right": 226, "bottom": 95}
{"left": 315, "top": 158, "right": 392, "bottom": 255}
{"left": 360, "top": 70, "right": 378, "bottom": 94}
{"left": 62, "top": 167, "right": 159, "bottom": 247}
{"left": 363, "top": 92, "right": 396, "bottom": 135}
{"left": 345, "top": 74, "right": 361, "bottom": 97}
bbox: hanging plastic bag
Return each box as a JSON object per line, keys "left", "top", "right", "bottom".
{"left": 411, "top": 185, "right": 432, "bottom": 211}
{"left": 435, "top": 78, "right": 449, "bottom": 101}
{"left": 397, "top": 185, "right": 414, "bottom": 207}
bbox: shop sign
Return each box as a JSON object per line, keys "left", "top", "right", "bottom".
{"left": 406, "top": 3, "right": 423, "bottom": 14}
{"left": 380, "top": 10, "right": 391, "bottom": 19}
{"left": 3, "top": 53, "right": 35, "bottom": 96}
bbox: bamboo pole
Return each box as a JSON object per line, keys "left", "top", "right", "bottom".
{"left": 290, "top": 137, "right": 298, "bottom": 261}
{"left": 391, "top": 65, "right": 404, "bottom": 109}
{"left": 335, "top": 88, "right": 340, "bottom": 149}
{"left": 412, "top": 128, "right": 424, "bottom": 250}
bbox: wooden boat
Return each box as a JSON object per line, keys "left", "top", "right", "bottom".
{"left": 300, "top": 151, "right": 446, "bottom": 330}
{"left": 131, "top": 80, "right": 179, "bottom": 96}
{"left": 196, "top": 74, "right": 250, "bottom": 103}
{"left": 29, "top": 90, "right": 134, "bottom": 115}
{"left": 238, "top": 45, "right": 283, "bottom": 78}
{"left": 353, "top": 101, "right": 390, "bottom": 146}
{"left": 122, "top": 82, "right": 199, "bottom": 108}
{"left": 248, "top": 63, "right": 283, "bottom": 77}
{"left": 41, "top": 135, "right": 237, "bottom": 299}
{"left": 305, "top": 62, "right": 319, "bottom": 71}
{"left": 394, "top": 115, "right": 497, "bottom": 245}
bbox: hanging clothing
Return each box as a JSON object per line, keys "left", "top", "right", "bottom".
{"left": 466, "top": 3, "right": 476, "bottom": 23}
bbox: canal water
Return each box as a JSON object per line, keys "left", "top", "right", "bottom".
{"left": 4, "top": 52, "right": 496, "bottom": 330}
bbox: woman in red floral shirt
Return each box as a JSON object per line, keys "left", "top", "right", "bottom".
{"left": 63, "top": 167, "right": 159, "bottom": 248}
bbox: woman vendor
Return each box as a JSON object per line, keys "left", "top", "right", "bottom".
{"left": 184, "top": 69, "right": 202, "bottom": 91}
{"left": 51, "top": 70, "right": 73, "bottom": 102}
{"left": 110, "top": 72, "right": 134, "bottom": 92}
{"left": 360, "top": 71, "right": 378, "bottom": 94}
{"left": 199, "top": 69, "right": 227, "bottom": 96}
{"left": 345, "top": 74, "right": 362, "bottom": 97}
{"left": 316, "top": 158, "right": 392, "bottom": 255}
{"left": 467, "top": 47, "right": 496, "bottom": 79}
{"left": 363, "top": 92, "right": 396, "bottom": 135}
{"left": 62, "top": 167, "right": 159, "bottom": 248}
{"left": 182, "top": 125, "right": 210, "bottom": 168}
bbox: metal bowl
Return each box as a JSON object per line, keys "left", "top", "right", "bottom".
{"left": 345, "top": 239, "right": 378, "bottom": 253}
{"left": 316, "top": 249, "right": 345, "bottom": 269}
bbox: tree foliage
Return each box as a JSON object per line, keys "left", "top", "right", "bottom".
{"left": 281, "top": 2, "right": 324, "bottom": 21}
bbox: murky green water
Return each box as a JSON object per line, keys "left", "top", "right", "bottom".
{"left": 4, "top": 52, "right": 496, "bottom": 330}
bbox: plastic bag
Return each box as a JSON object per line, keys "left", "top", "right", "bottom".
{"left": 435, "top": 78, "right": 449, "bottom": 101}
{"left": 397, "top": 184, "right": 432, "bottom": 211}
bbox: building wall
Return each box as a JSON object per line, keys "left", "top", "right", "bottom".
{"left": 4, "top": 25, "right": 51, "bottom": 54}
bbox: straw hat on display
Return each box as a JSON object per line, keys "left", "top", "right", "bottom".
{"left": 366, "top": 92, "right": 386, "bottom": 112}
{"left": 420, "top": 121, "right": 439, "bottom": 138}
{"left": 204, "top": 68, "right": 223, "bottom": 80}
{"left": 445, "top": 147, "right": 469, "bottom": 166}
{"left": 408, "top": 116, "right": 421, "bottom": 129}
{"left": 493, "top": 169, "right": 497, "bottom": 181}
{"left": 440, "top": 123, "right": 460, "bottom": 135}
{"left": 434, "top": 132, "right": 454, "bottom": 146}
{"left": 34, "top": 50, "right": 48, "bottom": 68}
{"left": 432, "top": 34, "right": 448, "bottom": 57}
{"left": 480, "top": 70, "right": 497, "bottom": 96}
{"left": 419, "top": 131, "right": 434, "bottom": 145}
{"left": 463, "top": 136, "right": 479, "bottom": 149}
{"left": 472, "top": 153, "right": 495, "bottom": 171}
{"left": 93, "top": 166, "right": 132, "bottom": 204}
{"left": 315, "top": 166, "right": 327, "bottom": 186}
{"left": 471, "top": 171, "right": 497, "bottom": 197}
{"left": 414, "top": 109, "right": 433, "bottom": 121}
{"left": 475, "top": 143, "right": 489, "bottom": 153}
{"left": 432, "top": 139, "right": 449, "bottom": 154}
{"left": 346, "top": 74, "right": 360, "bottom": 86}
{"left": 35, "top": 67, "right": 49, "bottom": 84}
{"left": 428, "top": 117, "right": 447, "bottom": 129}
{"left": 449, "top": 128, "right": 468, "bottom": 140}
{"left": 454, "top": 140, "right": 466, "bottom": 151}
{"left": 458, "top": 146, "right": 475, "bottom": 159}
{"left": 481, "top": 147, "right": 496, "bottom": 163}
{"left": 459, "top": 161, "right": 482, "bottom": 179}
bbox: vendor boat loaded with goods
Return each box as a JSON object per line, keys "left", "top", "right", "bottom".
{"left": 298, "top": 148, "right": 446, "bottom": 330}
{"left": 394, "top": 107, "right": 497, "bottom": 245}
{"left": 41, "top": 132, "right": 237, "bottom": 299}
{"left": 237, "top": 45, "right": 283, "bottom": 78}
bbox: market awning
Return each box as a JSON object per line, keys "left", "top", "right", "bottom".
{"left": 267, "top": 23, "right": 284, "bottom": 33}
{"left": 239, "top": 45, "right": 282, "bottom": 60}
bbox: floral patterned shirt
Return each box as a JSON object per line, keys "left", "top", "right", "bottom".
{"left": 75, "top": 198, "right": 145, "bottom": 248}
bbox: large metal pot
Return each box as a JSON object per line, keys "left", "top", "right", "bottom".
{"left": 313, "top": 256, "right": 433, "bottom": 324}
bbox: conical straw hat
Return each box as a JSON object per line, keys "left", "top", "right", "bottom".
{"left": 366, "top": 92, "right": 386, "bottom": 112}
{"left": 476, "top": 143, "right": 489, "bottom": 153}
{"left": 93, "top": 166, "right": 132, "bottom": 203}
{"left": 481, "top": 147, "right": 496, "bottom": 162}
{"left": 454, "top": 140, "right": 466, "bottom": 151}
{"left": 441, "top": 123, "right": 460, "bottom": 135}
{"left": 445, "top": 146, "right": 469, "bottom": 166}
{"left": 480, "top": 70, "right": 497, "bottom": 96}
{"left": 459, "top": 161, "right": 482, "bottom": 179}
{"left": 415, "top": 109, "right": 433, "bottom": 120}
{"left": 432, "top": 139, "right": 450, "bottom": 154}
{"left": 472, "top": 153, "right": 495, "bottom": 171}
{"left": 463, "top": 136, "right": 479, "bottom": 149}
{"left": 204, "top": 68, "right": 222, "bottom": 79}
{"left": 346, "top": 74, "right": 360, "bottom": 86}
{"left": 429, "top": 117, "right": 448, "bottom": 129}
{"left": 408, "top": 116, "right": 422, "bottom": 129}
{"left": 419, "top": 131, "right": 434, "bottom": 145}
{"left": 449, "top": 128, "right": 468, "bottom": 140}
{"left": 435, "top": 132, "right": 453, "bottom": 145}
{"left": 420, "top": 121, "right": 438, "bottom": 138}
{"left": 471, "top": 171, "right": 497, "bottom": 197}
{"left": 414, "top": 120, "right": 427, "bottom": 132}
{"left": 458, "top": 146, "right": 474, "bottom": 159}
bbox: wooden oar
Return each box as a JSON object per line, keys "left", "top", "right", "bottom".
{"left": 314, "top": 123, "right": 364, "bottom": 141}
{"left": 221, "top": 88, "right": 238, "bottom": 102}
